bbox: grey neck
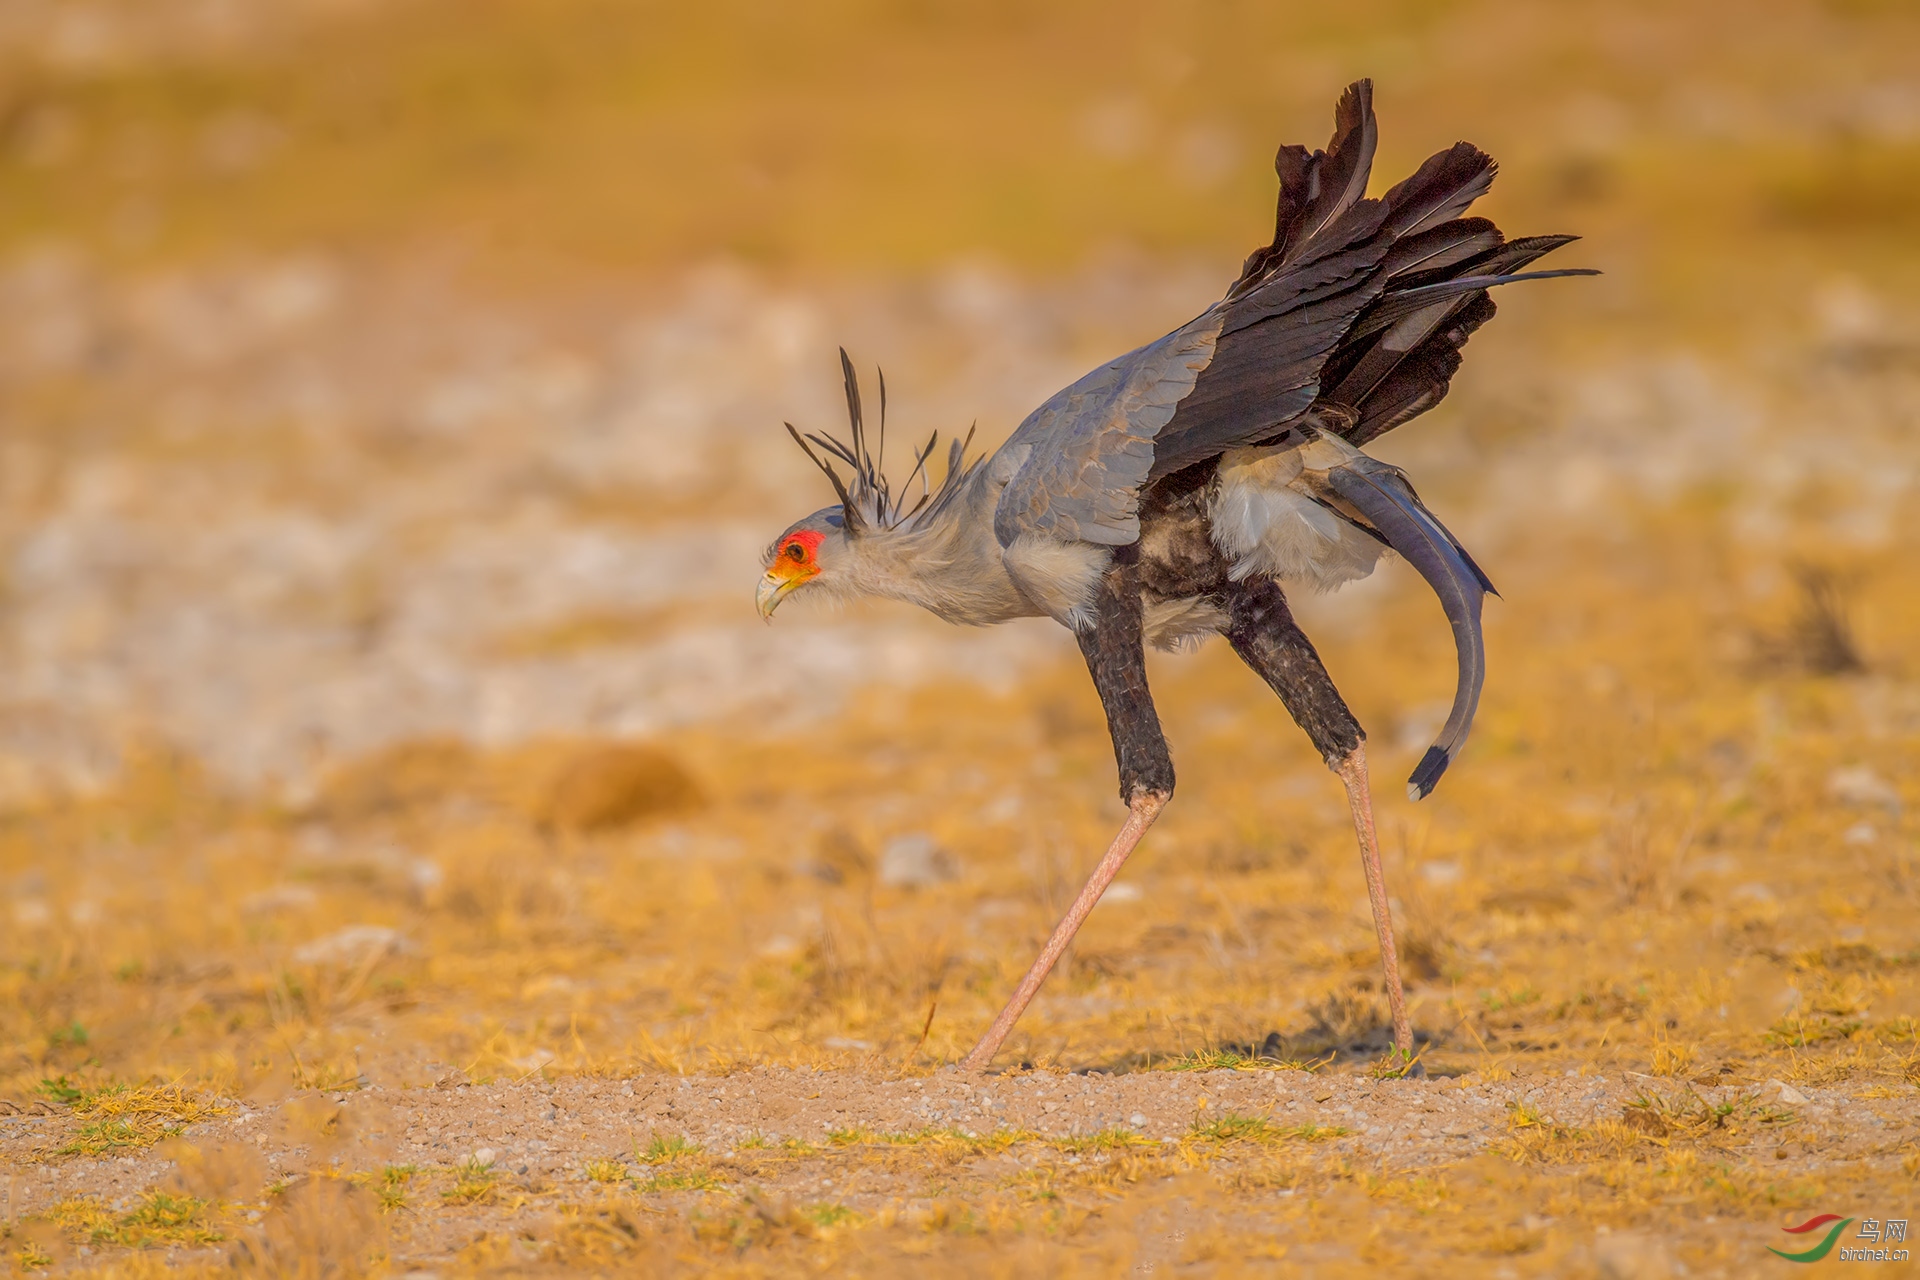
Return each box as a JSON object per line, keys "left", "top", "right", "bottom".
{"left": 843, "top": 465, "right": 1040, "bottom": 626}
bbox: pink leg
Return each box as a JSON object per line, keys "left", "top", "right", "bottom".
{"left": 961, "top": 794, "right": 1166, "bottom": 1072}
{"left": 1335, "top": 744, "right": 1412, "bottom": 1057}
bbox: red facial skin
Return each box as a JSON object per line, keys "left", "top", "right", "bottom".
{"left": 771, "top": 528, "right": 826, "bottom": 582}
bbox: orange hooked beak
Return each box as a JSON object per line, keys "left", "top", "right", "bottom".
{"left": 756, "top": 563, "right": 815, "bottom": 617}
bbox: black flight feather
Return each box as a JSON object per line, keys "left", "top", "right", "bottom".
{"left": 1228, "top": 79, "right": 1381, "bottom": 300}
{"left": 1379, "top": 141, "right": 1497, "bottom": 238}
{"left": 1380, "top": 218, "right": 1503, "bottom": 279}
{"left": 1280, "top": 80, "right": 1379, "bottom": 265}
{"left": 1343, "top": 268, "right": 1597, "bottom": 343}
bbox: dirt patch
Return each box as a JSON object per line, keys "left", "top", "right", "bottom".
{"left": 3, "top": 1068, "right": 1914, "bottom": 1273}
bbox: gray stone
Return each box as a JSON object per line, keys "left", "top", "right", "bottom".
{"left": 878, "top": 833, "right": 960, "bottom": 888}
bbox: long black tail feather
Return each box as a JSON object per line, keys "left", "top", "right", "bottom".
{"left": 1329, "top": 240, "right": 1594, "bottom": 446}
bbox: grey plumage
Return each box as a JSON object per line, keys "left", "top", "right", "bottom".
{"left": 763, "top": 78, "right": 1594, "bottom": 801}
{"left": 991, "top": 312, "right": 1222, "bottom": 548}
{"left": 760, "top": 77, "right": 1594, "bottom": 1070}
{"left": 1318, "top": 459, "right": 1493, "bottom": 799}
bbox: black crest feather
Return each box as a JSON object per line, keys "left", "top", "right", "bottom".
{"left": 786, "top": 349, "right": 982, "bottom": 536}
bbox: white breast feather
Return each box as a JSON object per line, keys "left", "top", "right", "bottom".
{"left": 1142, "top": 597, "right": 1230, "bottom": 652}
{"left": 1210, "top": 445, "right": 1387, "bottom": 590}
{"left": 1002, "top": 534, "right": 1111, "bottom": 630}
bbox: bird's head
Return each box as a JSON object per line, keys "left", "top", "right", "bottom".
{"left": 756, "top": 507, "right": 852, "bottom": 617}
{"left": 757, "top": 349, "right": 980, "bottom": 621}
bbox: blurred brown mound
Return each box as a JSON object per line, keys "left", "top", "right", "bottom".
{"left": 505, "top": 738, "right": 705, "bottom": 834}
{"left": 311, "top": 738, "right": 483, "bottom": 824}
{"left": 309, "top": 737, "right": 702, "bottom": 833}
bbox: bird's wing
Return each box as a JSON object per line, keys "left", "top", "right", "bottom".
{"left": 990, "top": 311, "right": 1224, "bottom": 548}
{"left": 1149, "top": 87, "right": 1594, "bottom": 478}
{"left": 989, "top": 80, "right": 1380, "bottom": 547}
{"left": 1139, "top": 79, "right": 1397, "bottom": 481}
{"left": 991, "top": 80, "right": 1591, "bottom": 549}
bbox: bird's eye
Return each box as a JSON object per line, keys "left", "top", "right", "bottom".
{"left": 786, "top": 543, "right": 807, "bottom": 562}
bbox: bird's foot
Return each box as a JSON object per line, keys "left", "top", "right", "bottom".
{"left": 960, "top": 792, "right": 1166, "bottom": 1072}
{"left": 1369, "top": 1044, "right": 1427, "bottom": 1080}
{"left": 1334, "top": 744, "right": 1413, "bottom": 1057}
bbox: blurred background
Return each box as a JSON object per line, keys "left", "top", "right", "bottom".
{"left": 2, "top": 0, "right": 1918, "bottom": 1101}
{"left": 3, "top": 0, "right": 1916, "bottom": 793}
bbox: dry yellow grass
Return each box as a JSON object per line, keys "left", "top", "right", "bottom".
{"left": 2, "top": 0, "right": 1919, "bottom": 1275}
{"left": 4, "top": 517, "right": 1918, "bottom": 1272}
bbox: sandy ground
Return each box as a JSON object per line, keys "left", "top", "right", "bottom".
{"left": 5, "top": 1065, "right": 1914, "bottom": 1274}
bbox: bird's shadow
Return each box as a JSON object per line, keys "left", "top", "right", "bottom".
{"left": 1241, "top": 1024, "right": 1438, "bottom": 1074}
{"left": 1091, "top": 1003, "right": 1443, "bottom": 1077}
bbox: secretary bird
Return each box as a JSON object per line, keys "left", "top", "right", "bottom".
{"left": 756, "top": 80, "right": 1593, "bottom": 1071}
